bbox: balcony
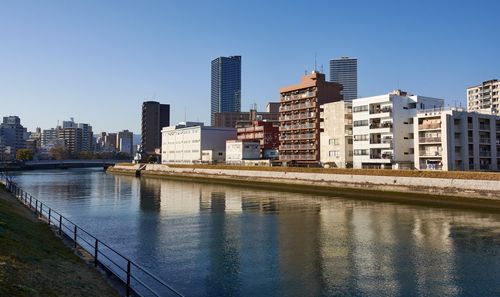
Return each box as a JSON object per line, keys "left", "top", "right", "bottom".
{"left": 418, "top": 123, "right": 441, "bottom": 130}
{"left": 479, "top": 124, "right": 490, "bottom": 130}
{"left": 370, "top": 122, "right": 393, "bottom": 129}
{"left": 370, "top": 153, "right": 393, "bottom": 160}
{"left": 479, "top": 138, "right": 491, "bottom": 144}
{"left": 419, "top": 137, "right": 441, "bottom": 143}
{"left": 419, "top": 151, "right": 442, "bottom": 157}
{"left": 479, "top": 151, "right": 491, "bottom": 157}
{"left": 369, "top": 107, "right": 392, "bottom": 114}
{"left": 420, "top": 164, "right": 443, "bottom": 170}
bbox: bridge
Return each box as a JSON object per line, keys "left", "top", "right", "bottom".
{"left": 20, "top": 159, "right": 125, "bottom": 170}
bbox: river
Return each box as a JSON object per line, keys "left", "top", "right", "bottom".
{"left": 11, "top": 168, "right": 500, "bottom": 297}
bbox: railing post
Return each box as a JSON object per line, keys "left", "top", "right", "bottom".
{"left": 73, "top": 226, "right": 77, "bottom": 248}
{"left": 126, "top": 260, "right": 131, "bottom": 297}
{"left": 48, "top": 208, "right": 51, "bottom": 224}
{"left": 94, "top": 239, "right": 98, "bottom": 267}
{"left": 29, "top": 195, "right": 32, "bottom": 208}
{"left": 40, "top": 203, "right": 43, "bottom": 218}
{"left": 35, "top": 200, "right": 38, "bottom": 215}
{"left": 59, "top": 216, "right": 62, "bottom": 235}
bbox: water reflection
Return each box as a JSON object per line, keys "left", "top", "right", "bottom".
{"left": 12, "top": 169, "right": 500, "bottom": 297}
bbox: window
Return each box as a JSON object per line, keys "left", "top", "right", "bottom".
{"left": 354, "top": 149, "right": 369, "bottom": 156}
{"left": 354, "top": 134, "right": 368, "bottom": 141}
{"left": 347, "top": 138, "right": 353, "bottom": 144}
{"left": 354, "top": 120, "right": 369, "bottom": 127}
{"left": 329, "top": 150, "right": 339, "bottom": 157}
{"left": 329, "top": 138, "right": 340, "bottom": 145}
{"left": 353, "top": 105, "right": 368, "bottom": 112}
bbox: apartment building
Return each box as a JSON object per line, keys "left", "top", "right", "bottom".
{"left": 237, "top": 121, "right": 279, "bottom": 159}
{"left": 352, "top": 90, "right": 444, "bottom": 169}
{"left": 414, "top": 108, "right": 499, "bottom": 171}
{"left": 161, "top": 122, "right": 236, "bottom": 164}
{"left": 467, "top": 79, "right": 500, "bottom": 115}
{"left": 279, "top": 71, "right": 343, "bottom": 164}
{"left": 320, "top": 101, "right": 353, "bottom": 168}
{"left": 0, "top": 116, "right": 27, "bottom": 159}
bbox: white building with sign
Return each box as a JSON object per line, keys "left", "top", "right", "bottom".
{"left": 161, "top": 122, "right": 236, "bottom": 164}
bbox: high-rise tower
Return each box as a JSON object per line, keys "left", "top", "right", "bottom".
{"left": 329, "top": 57, "right": 358, "bottom": 101}
{"left": 211, "top": 56, "right": 242, "bottom": 125}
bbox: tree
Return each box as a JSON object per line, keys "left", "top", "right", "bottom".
{"left": 16, "top": 149, "right": 34, "bottom": 161}
{"left": 50, "top": 146, "right": 69, "bottom": 160}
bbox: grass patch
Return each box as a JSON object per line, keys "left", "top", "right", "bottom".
{"left": 167, "top": 164, "right": 500, "bottom": 181}
{"left": 0, "top": 186, "right": 118, "bottom": 297}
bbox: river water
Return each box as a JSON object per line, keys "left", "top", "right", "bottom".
{"left": 11, "top": 168, "right": 500, "bottom": 297}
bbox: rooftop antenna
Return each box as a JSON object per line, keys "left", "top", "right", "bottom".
{"left": 314, "top": 52, "right": 317, "bottom": 71}
{"left": 321, "top": 64, "right": 324, "bottom": 73}
{"left": 304, "top": 69, "right": 307, "bottom": 75}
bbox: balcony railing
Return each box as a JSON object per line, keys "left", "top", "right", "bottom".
{"left": 370, "top": 122, "right": 393, "bottom": 129}
{"left": 479, "top": 138, "right": 491, "bottom": 143}
{"left": 479, "top": 151, "right": 491, "bottom": 157}
{"left": 369, "top": 107, "right": 392, "bottom": 114}
{"left": 419, "top": 151, "right": 442, "bottom": 157}
{"left": 370, "top": 153, "right": 393, "bottom": 160}
{"left": 418, "top": 123, "right": 441, "bottom": 130}
{"left": 479, "top": 124, "right": 490, "bottom": 130}
{"left": 419, "top": 137, "right": 441, "bottom": 143}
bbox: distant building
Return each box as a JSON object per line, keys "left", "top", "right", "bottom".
{"left": 225, "top": 140, "right": 261, "bottom": 165}
{"left": 211, "top": 56, "right": 242, "bottom": 125}
{"left": 320, "top": 101, "right": 353, "bottom": 168}
{"left": 77, "top": 123, "right": 94, "bottom": 152}
{"left": 117, "top": 130, "right": 133, "bottom": 155}
{"left": 58, "top": 127, "right": 82, "bottom": 154}
{"left": 279, "top": 71, "right": 343, "bottom": 164}
{"left": 467, "top": 79, "right": 499, "bottom": 115}
{"left": 104, "top": 133, "right": 117, "bottom": 152}
{"left": 352, "top": 90, "right": 444, "bottom": 169}
{"left": 161, "top": 122, "right": 236, "bottom": 164}
{"left": 330, "top": 57, "right": 358, "bottom": 101}
{"left": 214, "top": 107, "right": 279, "bottom": 128}
{"left": 414, "top": 108, "right": 500, "bottom": 171}
{"left": 0, "top": 116, "right": 27, "bottom": 159}
{"left": 142, "top": 101, "right": 170, "bottom": 155}
{"left": 236, "top": 121, "right": 279, "bottom": 158}
{"left": 41, "top": 128, "right": 59, "bottom": 148}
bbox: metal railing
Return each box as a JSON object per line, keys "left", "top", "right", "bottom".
{"left": 0, "top": 173, "right": 184, "bottom": 297}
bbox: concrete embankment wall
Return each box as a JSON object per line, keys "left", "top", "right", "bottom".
{"left": 109, "top": 164, "right": 500, "bottom": 211}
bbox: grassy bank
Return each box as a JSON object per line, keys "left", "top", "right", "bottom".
{"left": 0, "top": 185, "right": 118, "bottom": 297}
{"left": 167, "top": 164, "right": 500, "bottom": 181}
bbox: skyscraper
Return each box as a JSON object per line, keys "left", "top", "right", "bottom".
{"left": 141, "top": 101, "right": 170, "bottom": 155}
{"left": 211, "top": 56, "right": 242, "bottom": 125}
{"left": 329, "top": 57, "right": 358, "bottom": 101}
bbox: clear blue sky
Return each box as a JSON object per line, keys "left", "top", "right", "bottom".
{"left": 1, "top": 0, "right": 499, "bottom": 133}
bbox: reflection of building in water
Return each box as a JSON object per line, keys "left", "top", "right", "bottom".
{"left": 278, "top": 200, "right": 323, "bottom": 297}
{"left": 139, "top": 178, "right": 161, "bottom": 212}
{"left": 412, "top": 216, "right": 458, "bottom": 296}
{"left": 204, "top": 192, "right": 242, "bottom": 296}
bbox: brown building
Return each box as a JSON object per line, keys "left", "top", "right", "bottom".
{"left": 214, "top": 106, "right": 279, "bottom": 128}
{"left": 237, "top": 121, "right": 279, "bottom": 158}
{"left": 279, "top": 71, "right": 343, "bottom": 164}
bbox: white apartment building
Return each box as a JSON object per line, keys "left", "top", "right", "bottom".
{"left": 415, "top": 108, "right": 500, "bottom": 171}
{"left": 352, "top": 90, "right": 444, "bottom": 169}
{"left": 320, "top": 101, "right": 353, "bottom": 168}
{"left": 226, "top": 140, "right": 260, "bottom": 165}
{"left": 467, "top": 79, "right": 499, "bottom": 115}
{"left": 161, "top": 122, "right": 236, "bottom": 164}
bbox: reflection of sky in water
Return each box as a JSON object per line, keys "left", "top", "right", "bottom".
{"left": 12, "top": 168, "right": 500, "bottom": 297}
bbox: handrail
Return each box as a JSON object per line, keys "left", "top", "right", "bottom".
{"left": 0, "top": 172, "right": 184, "bottom": 297}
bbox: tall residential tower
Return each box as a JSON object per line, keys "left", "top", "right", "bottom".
{"left": 211, "top": 56, "right": 242, "bottom": 125}
{"left": 329, "top": 57, "right": 358, "bottom": 101}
